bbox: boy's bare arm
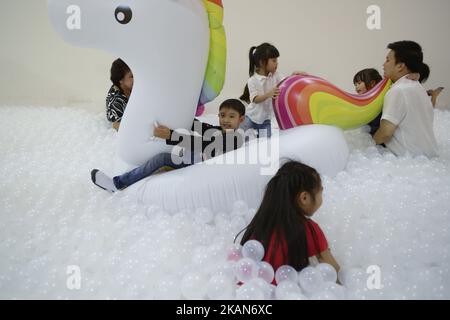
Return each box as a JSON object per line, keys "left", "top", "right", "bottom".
{"left": 374, "top": 120, "right": 397, "bottom": 145}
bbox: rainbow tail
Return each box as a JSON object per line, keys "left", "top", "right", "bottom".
{"left": 273, "top": 75, "right": 392, "bottom": 130}
{"left": 196, "top": 0, "right": 226, "bottom": 116}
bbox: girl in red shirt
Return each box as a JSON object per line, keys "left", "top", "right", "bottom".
{"left": 239, "top": 161, "right": 340, "bottom": 277}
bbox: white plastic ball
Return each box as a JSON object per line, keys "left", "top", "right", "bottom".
{"left": 236, "top": 282, "right": 265, "bottom": 300}
{"left": 154, "top": 276, "right": 181, "bottom": 300}
{"left": 194, "top": 207, "right": 214, "bottom": 225}
{"left": 242, "top": 240, "right": 265, "bottom": 262}
{"left": 226, "top": 244, "right": 243, "bottom": 262}
{"left": 234, "top": 258, "right": 259, "bottom": 283}
{"left": 338, "top": 268, "right": 366, "bottom": 290}
{"left": 214, "top": 261, "right": 236, "bottom": 280}
{"left": 309, "top": 290, "right": 338, "bottom": 300}
{"left": 283, "top": 292, "right": 308, "bottom": 300}
{"left": 318, "top": 282, "right": 346, "bottom": 300}
{"left": 317, "top": 263, "right": 338, "bottom": 283}
{"left": 247, "top": 278, "right": 272, "bottom": 300}
{"left": 232, "top": 201, "right": 248, "bottom": 216}
{"left": 298, "top": 266, "right": 324, "bottom": 294}
{"left": 275, "top": 265, "right": 298, "bottom": 285}
{"left": 206, "top": 275, "right": 235, "bottom": 300}
{"left": 275, "top": 280, "right": 303, "bottom": 300}
{"left": 181, "top": 272, "right": 208, "bottom": 300}
{"left": 257, "top": 261, "right": 275, "bottom": 284}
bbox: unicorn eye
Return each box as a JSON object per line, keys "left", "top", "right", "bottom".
{"left": 115, "top": 5, "right": 132, "bottom": 25}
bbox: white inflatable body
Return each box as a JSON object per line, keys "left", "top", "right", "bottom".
{"left": 47, "top": 0, "right": 210, "bottom": 168}
{"left": 126, "top": 125, "right": 349, "bottom": 213}
{"left": 47, "top": 1, "right": 350, "bottom": 214}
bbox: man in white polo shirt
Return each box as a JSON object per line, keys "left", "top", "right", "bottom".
{"left": 374, "top": 41, "right": 438, "bottom": 158}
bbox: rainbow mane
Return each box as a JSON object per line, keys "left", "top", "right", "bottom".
{"left": 196, "top": 0, "right": 226, "bottom": 116}
{"left": 273, "top": 75, "right": 392, "bottom": 130}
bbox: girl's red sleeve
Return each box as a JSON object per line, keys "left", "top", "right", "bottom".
{"left": 305, "top": 219, "right": 329, "bottom": 257}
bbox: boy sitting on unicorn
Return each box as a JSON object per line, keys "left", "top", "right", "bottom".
{"left": 91, "top": 99, "right": 246, "bottom": 192}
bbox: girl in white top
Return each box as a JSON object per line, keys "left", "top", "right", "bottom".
{"left": 240, "top": 43, "right": 303, "bottom": 138}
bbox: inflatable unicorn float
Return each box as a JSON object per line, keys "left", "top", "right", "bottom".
{"left": 47, "top": 0, "right": 390, "bottom": 213}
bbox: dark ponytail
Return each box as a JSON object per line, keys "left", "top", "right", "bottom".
{"left": 249, "top": 46, "right": 258, "bottom": 77}
{"left": 240, "top": 84, "right": 250, "bottom": 104}
{"left": 419, "top": 63, "right": 430, "bottom": 84}
{"left": 248, "top": 43, "right": 280, "bottom": 77}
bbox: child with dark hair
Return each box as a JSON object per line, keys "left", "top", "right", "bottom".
{"left": 91, "top": 99, "right": 246, "bottom": 192}
{"left": 238, "top": 161, "right": 340, "bottom": 279}
{"left": 240, "top": 43, "right": 304, "bottom": 138}
{"left": 353, "top": 68, "right": 384, "bottom": 136}
{"left": 353, "top": 68, "right": 383, "bottom": 96}
{"left": 106, "top": 58, "right": 133, "bottom": 131}
{"left": 375, "top": 40, "right": 438, "bottom": 158}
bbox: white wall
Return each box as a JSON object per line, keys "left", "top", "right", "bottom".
{"left": 0, "top": 0, "right": 114, "bottom": 109}
{"left": 1, "top": 0, "right": 449, "bottom": 112}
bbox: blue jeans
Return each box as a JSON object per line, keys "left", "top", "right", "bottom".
{"left": 113, "top": 152, "right": 192, "bottom": 190}
{"left": 240, "top": 117, "right": 272, "bottom": 138}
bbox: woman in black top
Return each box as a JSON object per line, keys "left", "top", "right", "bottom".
{"left": 106, "top": 58, "right": 133, "bottom": 131}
